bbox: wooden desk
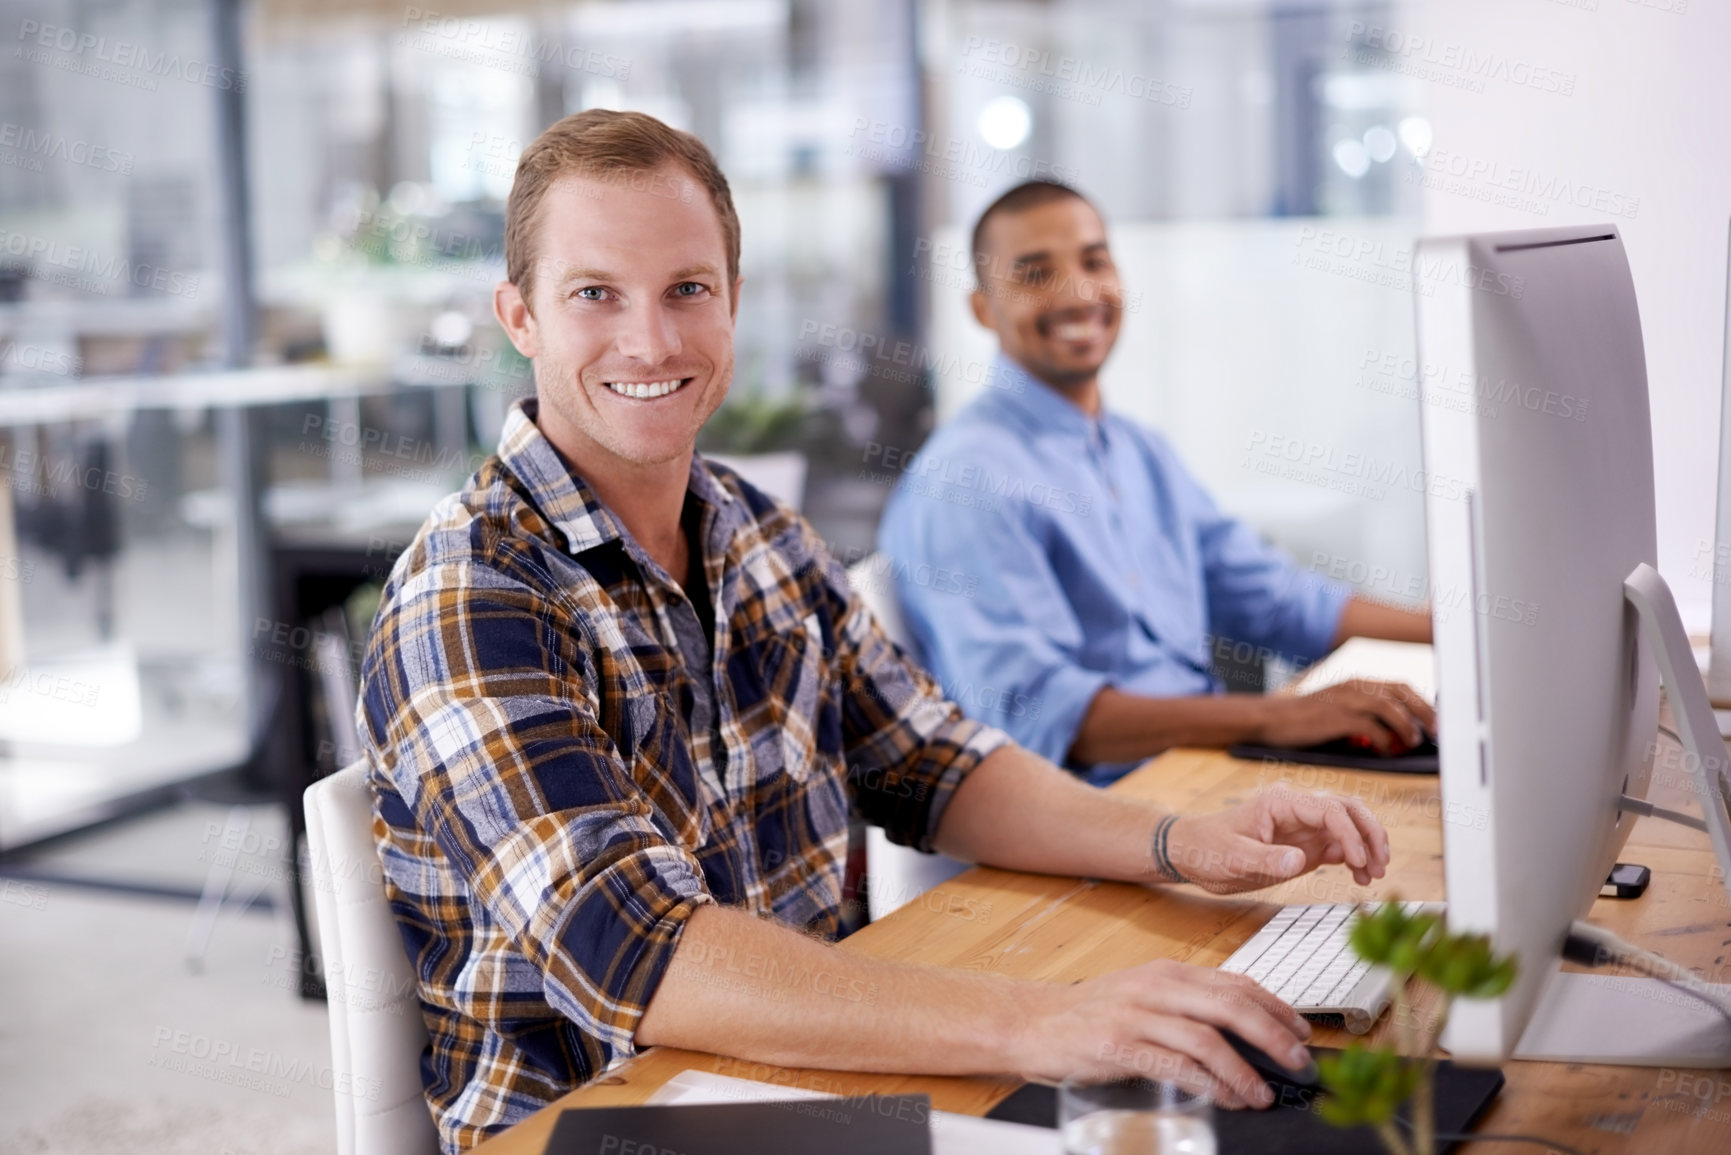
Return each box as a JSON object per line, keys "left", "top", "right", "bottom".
{"left": 474, "top": 745, "right": 1731, "bottom": 1154}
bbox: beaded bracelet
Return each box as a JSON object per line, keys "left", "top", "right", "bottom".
{"left": 1150, "top": 813, "right": 1187, "bottom": 883}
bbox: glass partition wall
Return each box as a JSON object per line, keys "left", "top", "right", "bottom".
{"left": 921, "top": 0, "right": 1429, "bottom": 689}
{"left": 0, "top": 0, "right": 1422, "bottom": 847}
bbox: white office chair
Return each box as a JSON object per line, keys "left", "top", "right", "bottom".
{"left": 304, "top": 761, "right": 440, "bottom": 1155}
{"left": 704, "top": 450, "right": 808, "bottom": 512}
{"left": 845, "top": 553, "right": 972, "bottom": 919}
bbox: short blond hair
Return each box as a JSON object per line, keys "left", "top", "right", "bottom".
{"left": 505, "top": 109, "right": 740, "bottom": 307}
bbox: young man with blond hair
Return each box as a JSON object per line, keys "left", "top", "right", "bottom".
{"left": 359, "top": 111, "right": 1391, "bottom": 1152}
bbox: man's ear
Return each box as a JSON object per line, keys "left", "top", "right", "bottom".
{"left": 969, "top": 286, "right": 993, "bottom": 330}
{"left": 494, "top": 280, "right": 539, "bottom": 358}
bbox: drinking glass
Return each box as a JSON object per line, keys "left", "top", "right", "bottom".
{"left": 1057, "top": 1076, "right": 1217, "bottom": 1155}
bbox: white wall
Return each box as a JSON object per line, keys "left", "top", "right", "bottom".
{"left": 1410, "top": 0, "right": 1731, "bottom": 628}
{"left": 930, "top": 0, "right": 1731, "bottom": 629}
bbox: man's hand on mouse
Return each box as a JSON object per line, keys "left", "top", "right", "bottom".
{"left": 1256, "top": 679, "right": 1436, "bottom": 755}
{"left": 1012, "top": 960, "right": 1312, "bottom": 1109}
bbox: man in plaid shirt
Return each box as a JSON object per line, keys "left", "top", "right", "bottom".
{"left": 359, "top": 109, "right": 1392, "bottom": 1152}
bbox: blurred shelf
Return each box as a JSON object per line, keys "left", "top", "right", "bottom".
{"left": 0, "top": 364, "right": 395, "bottom": 426}
{"left": 0, "top": 297, "right": 211, "bottom": 340}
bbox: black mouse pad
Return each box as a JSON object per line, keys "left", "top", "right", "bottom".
{"left": 546, "top": 1094, "right": 932, "bottom": 1154}
{"left": 1229, "top": 738, "right": 1439, "bottom": 775}
{"left": 985, "top": 1054, "right": 1503, "bottom": 1155}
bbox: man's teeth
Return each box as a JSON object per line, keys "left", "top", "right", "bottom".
{"left": 1052, "top": 321, "right": 1097, "bottom": 340}
{"left": 605, "top": 379, "right": 686, "bottom": 399}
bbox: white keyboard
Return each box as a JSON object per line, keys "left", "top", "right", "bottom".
{"left": 1218, "top": 902, "right": 1443, "bottom": 1035}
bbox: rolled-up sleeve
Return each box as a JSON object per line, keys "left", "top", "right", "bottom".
{"left": 1187, "top": 485, "right": 1352, "bottom": 667}
{"left": 362, "top": 564, "right": 713, "bottom": 1053}
{"left": 801, "top": 533, "right": 1010, "bottom": 851}
{"left": 878, "top": 485, "right": 1107, "bottom": 769}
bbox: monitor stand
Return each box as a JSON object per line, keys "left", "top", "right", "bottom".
{"left": 1706, "top": 213, "right": 1731, "bottom": 713}
{"left": 1511, "top": 564, "right": 1731, "bottom": 1065}
{"left": 1624, "top": 563, "right": 1731, "bottom": 900}
{"left": 1514, "top": 971, "right": 1731, "bottom": 1065}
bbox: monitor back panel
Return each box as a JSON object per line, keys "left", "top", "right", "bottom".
{"left": 1415, "top": 224, "right": 1661, "bottom": 1061}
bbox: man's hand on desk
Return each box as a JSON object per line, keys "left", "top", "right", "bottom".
{"left": 1163, "top": 789, "right": 1391, "bottom": 893}
{"left": 1255, "top": 678, "right": 1435, "bottom": 755}
{"left": 934, "top": 744, "right": 1392, "bottom": 894}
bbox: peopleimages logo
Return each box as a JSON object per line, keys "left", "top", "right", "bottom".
{"left": 1242, "top": 429, "right": 1473, "bottom": 504}
{"left": 0, "top": 340, "right": 81, "bottom": 377}
{"left": 398, "top": 8, "right": 631, "bottom": 82}
{"left": 16, "top": 20, "right": 246, "bottom": 92}
{"left": 845, "top": 118, "right": 1079, "bottom": 187}
{"left": 0, "top": 229, "right": 199, "bottom": 299}
{"left": 1356, "top": 347, "right": 1589, "bottom": 422}
{"left": 1343, "top": 22, "right": 1576, "bottom": 97}
{"left": 861, "top": 441, "right": 1094, "bottom": 517}
{"left": 835, "top": 542, "right": 981, "bottom": 600}
{"left": 1409, "top": 148, "right": 1639, "bottom": 220}
{"left": 149, "top": 1027, "right": 382, "bottom": 1101}
{"left": 956, "top": 37, "right": 1193, "bottom": 109}
{"left": 0, "top": 441, "right": 150, "bottom": 502}
{"left": 298, "top": 413, "right": 487, "bottom": 481}
{"left": 798, "top": 319, "right": 1026, "bottom": 393}
{"left": 0, "top": 122, "right": 133, "bottom": 174}
{"left": 1293, "top": 226, "right": 1525, "bottom": 299}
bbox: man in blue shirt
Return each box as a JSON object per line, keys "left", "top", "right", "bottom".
{"left": 879, "top": 181, "right": 1434, "bottom": 785}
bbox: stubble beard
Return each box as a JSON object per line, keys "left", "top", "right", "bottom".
{"left": 532, "top": 350, "right": 729, "bottom": 471}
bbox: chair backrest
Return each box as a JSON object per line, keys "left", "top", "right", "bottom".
{"left": 844, "top": 551, "right": 912, "bottom": 650}
{"left": 704, "top": 450, "right": 809, "bottom": 512}
{"left": 845, "top": 553, "right": 970, "bottom": 916}
{"left": 303, "top": 761, "right": 440, "bottom": 1155}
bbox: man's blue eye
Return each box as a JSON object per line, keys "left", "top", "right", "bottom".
{"left": 675, "top": 282, "right": 704, "bottom": 296}
{"left": 575, "top": 287, "right": 605, "bottom": 301}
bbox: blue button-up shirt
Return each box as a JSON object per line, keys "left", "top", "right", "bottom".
{"left": 877, "top": 356, "right": 1349, "bottom": 784}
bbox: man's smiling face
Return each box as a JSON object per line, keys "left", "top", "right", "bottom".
{"left": 498, "top": 162, "right": 739, "bottom": 471}
{"left": 970, "top": 195, "right": 1122, "bottom": 391}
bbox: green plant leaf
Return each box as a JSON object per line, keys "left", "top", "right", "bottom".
{"left": 1348, "top": 901, "right": 1441, "bottom": 973}
{"left": 1316, "top": 1043, "right": 1422, "bottom": 1128}
{"left": 1350, "top": 915, "right": 1394, "bottom": 964}
{"left": 1415, "top": 932, "right": 1518, "bottom": 998}
{"left": 696, "top": 393, "right": 812, "bottom": 454}
{"left": 1324, "top": 903, "right": 1520, "bottom": 1144}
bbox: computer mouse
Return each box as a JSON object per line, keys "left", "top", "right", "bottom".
{"left": 1357, "top": 712, "right": 1438, "bottom": 756}
{"left": 1315, "top": 734, "right": 1437, "bottom": 760}
{"left": 1220, "top": 1028, "right": 1319, "bottom": 1090}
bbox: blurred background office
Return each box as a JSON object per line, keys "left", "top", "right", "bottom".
{"left": 0, "top": 1, "right": 1726, "bottom": 1151}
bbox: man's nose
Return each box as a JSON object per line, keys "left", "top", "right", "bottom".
{"left": 1051, "top": 263, "right": 1112, "bottom": 311}
{"left": 614, "top": 300, "right": 683, "bottom": 364}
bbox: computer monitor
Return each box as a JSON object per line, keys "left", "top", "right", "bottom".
{"left": 1705, "top": 218, "right": 1731, "bottom": 718}
{"left": 1414, "top": 223, "right": 1731, "bottom": 1066}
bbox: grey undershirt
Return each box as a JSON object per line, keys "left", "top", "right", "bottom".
{"left": 667, "top": 593, "right": 716, "bottom": 746}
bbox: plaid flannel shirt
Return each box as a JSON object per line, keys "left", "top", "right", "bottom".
{"left": 358, "top": 398, "right": 1009, "bottom": 1152}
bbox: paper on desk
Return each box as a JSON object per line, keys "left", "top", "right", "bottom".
{"left": 647, "top": 1069, "right": 1061, "bottom": 1155}
{"left": 1294, "top": 638, "right": 1436, "bottom": 703}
